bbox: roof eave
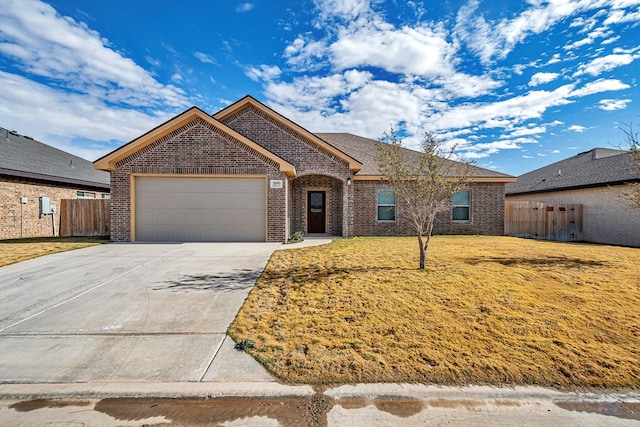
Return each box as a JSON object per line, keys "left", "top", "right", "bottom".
{"left": 0, "top": 167, "right": 110, "bottom": 190}
{"left": 506, "top": 179, "right": 640, "bottom": 196}
{"left": 354, "top": 175, "right": 516, "bottom": 183}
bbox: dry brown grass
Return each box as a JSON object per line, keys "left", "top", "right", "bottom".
{"left": 0, "top": 236, "right": 109, "bottom": 267}
{"left": 229, "top": 236, "right": 640, "bottom": 389}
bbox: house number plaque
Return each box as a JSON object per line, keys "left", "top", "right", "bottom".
{"left": 270, "top": 180, "right": 283, "bottom": 189}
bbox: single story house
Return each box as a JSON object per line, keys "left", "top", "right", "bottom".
{"left": 0, "top": 127, "right": 110, "bottom": 239}
{"left": 506, "top": 148, "right": 640, "bottom": 247}
{"left": 94, "top": 96, "right": 515, "bottom": 242}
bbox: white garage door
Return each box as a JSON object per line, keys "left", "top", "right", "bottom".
{"left": 135, "top": 177, "right": 266, "bottom": 242}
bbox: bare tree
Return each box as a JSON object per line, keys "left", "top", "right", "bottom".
{"left": 619, "top": 123, "right": 640, "bottom": 209}
{"left": 376, "top": 129, "right": 473, "bottom": 269}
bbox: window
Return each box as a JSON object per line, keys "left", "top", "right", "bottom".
{"left": 452, "top": 190, "right": 470, "bottom": 221}
{"left": 377, "top": 189, "right": 396, "bottom": 221}
{"left": 76, "top": 191, "right": 95, "bottom": 198}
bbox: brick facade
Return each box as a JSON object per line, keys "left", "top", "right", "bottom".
{"left": 353, "top": 180, "right": 506, "bottom": 236}
{"left": 110, "top": 118, "right": 288, "bottom": 242}
{"left": 0, "top": 175, "right": 109, "bottom": 239}
{"left": 103, "top": 99, "right": 510, "bottom": 242}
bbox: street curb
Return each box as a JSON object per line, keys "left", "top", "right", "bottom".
{"left": 324, "top": 384, "right": 640, "bottom": 403}
{"left": 0, "top": 382, "right": 315, "bottom": 400}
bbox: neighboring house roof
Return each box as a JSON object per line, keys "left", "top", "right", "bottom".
{"left": 94, "top": 106, "right": 297, "bottom": 177}
{"left": 317, "top": 133, "right": 516, "bottom": 182}
{"left": 506, "top": 148, "right": 639, "bottom": 196}
{"left": 0, "top": 126, "right": 110, "bottom": 190}
{"left": 214, "top": 96, "right": 363, "bottom": 172}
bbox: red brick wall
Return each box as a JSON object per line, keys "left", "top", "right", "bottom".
{"left": 110, "top": 118, "right": 288, "bottom": 242}
{"left": 353, "top": 180, "right": 506, "bottom": 236}
{"left": 0, "top": 176, "right": 108, "bottom": 239}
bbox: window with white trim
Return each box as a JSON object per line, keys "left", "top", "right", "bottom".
{"left": 452, "top": 190, "right": 470, "bottom": 221}
{"left": 377, "top": 189, "right": 396, "bottom": 221}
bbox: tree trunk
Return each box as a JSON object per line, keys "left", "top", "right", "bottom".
{"left": 417, "top": 234, "right": 426, "bottom": 270}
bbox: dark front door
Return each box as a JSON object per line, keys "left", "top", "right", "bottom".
{"left": 307, "top": 191, "right": 326, "bottom": 233}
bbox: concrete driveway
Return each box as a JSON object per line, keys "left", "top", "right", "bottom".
{"left": 0, "top": 242, "right": 280, "bottom": 384}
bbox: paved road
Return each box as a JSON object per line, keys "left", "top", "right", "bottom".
{"left": 0, "top": 243, "right": 280, "bottom": 383}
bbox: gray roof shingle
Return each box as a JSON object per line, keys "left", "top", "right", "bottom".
{"left": 506, "top": 148, "right": 639, "bottom": 195}
{"left": 0, "top": 127, "right": 110, "bottom": 189}
{"left": 316, "top": 132, "right": 514, "bottom": 179}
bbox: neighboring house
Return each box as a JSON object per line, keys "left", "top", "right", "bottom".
{"left": 94, "top": 96, "right": 515, "bottom": 243}
{"left": 506, "top": 148, "right": 640, "bottom": 247}
{"left": 0, "top": 127, "right": 110, "bottom": 239}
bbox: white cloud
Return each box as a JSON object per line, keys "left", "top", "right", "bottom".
{"left": 529, "top": 72, "right": 559, "bottom": 86}
{"left": 0, "top": 71, "right": 172, "bottom": 160}
{"left": 245, "top": 64, "right": 282, "bottom": 82}
{"left": 575, "top": 53, "right": 637, "bottom": 76}
{"left": 569, "top": 78, "right": 630, "bottom": 97}
{"left": 568, "top": 125, "right": 587, "bottom": 132}
{"left": 194, "top": 51, "right": 217, "bottom": 64}
{"left": 598, "top": 98, "right": 631, "bottom": 110}
{"left": 425, "top": 84, "right": 575, "bottom": 133}
{"left": 235, "top": 2, "right": 255, "bottom": 13}
{"left": 330, "top": 22, "right": 457, "bottom": 78}
{"left": 504, "top": 126, "right": 548, "bottom": 138}
{"left": 456, "top": 0, "right": 600, "bottom": 64}
{"left": 0, "top": 0, "right": 188, "bottom": 109}
{"left": 0, "top": 0, "right": 193, "bottom": 162}
{"left": 312, "top": 0, "right": 374, "bottom": 25}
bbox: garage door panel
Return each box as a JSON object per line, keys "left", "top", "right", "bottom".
{"left": 135, "top": 177, "right": 266, "bottom": 242}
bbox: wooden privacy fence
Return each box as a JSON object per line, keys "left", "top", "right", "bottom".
{"left": 505, "top": 201, "right": 583, "bottom": 242}
{"left": 59, "top": 199, "right": 110, "bottom": 237}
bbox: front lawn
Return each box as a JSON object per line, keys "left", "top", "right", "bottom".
{"left": 0, "top": 236, "right": 109, "bottom": 267}
{"left": 229, "top": 236, "right": 640, "bottom": 389}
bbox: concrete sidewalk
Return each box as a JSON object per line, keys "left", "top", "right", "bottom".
{"left": 0, "top": 382, "right": 638, "bottom": 426}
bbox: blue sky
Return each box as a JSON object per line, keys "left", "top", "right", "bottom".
{"left": 1, "top": 0, "right": 639, "bottom": 175}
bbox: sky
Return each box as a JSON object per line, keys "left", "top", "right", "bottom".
{"left": 1, "top": 0, "right": 639, "bottom": 176}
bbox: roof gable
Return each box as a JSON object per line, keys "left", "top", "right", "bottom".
{"left": 1, "top": 127, "right": 109, "bottom": 188}
{"left": 214, "top": 96, "right": 362, "bottom": 172}
{"left": 506, "top": 148, "right": 639, "bottom": 195}
{"left": 93, "top": 107, "right": 296, "bottom": 176}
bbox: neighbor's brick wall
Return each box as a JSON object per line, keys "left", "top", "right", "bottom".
{"left": 110, "top": 118, "right": 288, "bottom": 242}
{"left": 507, "top": 185, "right": 640, "bottom": 247}
{"left": 290, "top": 175, "right": 343, "bottom": 235}
{"left": 353, "top": 181, "right": 506, "bottom": 236}
{"left": 0, "top": 176, "right": 108, "bottom": 239}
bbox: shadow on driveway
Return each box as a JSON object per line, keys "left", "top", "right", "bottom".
{"left": 155, "top": 269, "right": 261, "bottom": 292}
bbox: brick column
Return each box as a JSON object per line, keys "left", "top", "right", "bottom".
{"left": 342, "top": 176, "right": 354, "bottom": 237}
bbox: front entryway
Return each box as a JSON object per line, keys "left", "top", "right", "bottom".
{"left": 307, "top": 191, "right": 326, "bottom": 233}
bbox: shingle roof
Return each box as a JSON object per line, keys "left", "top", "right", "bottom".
{"left": 316, "top": 132, "right": 515, "bottom": 180}
{"left": 506, "top": 148, "right": 639, "bottom": 195}
{"left": 0, "top": 127, "right": 110, "bottom": 189}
